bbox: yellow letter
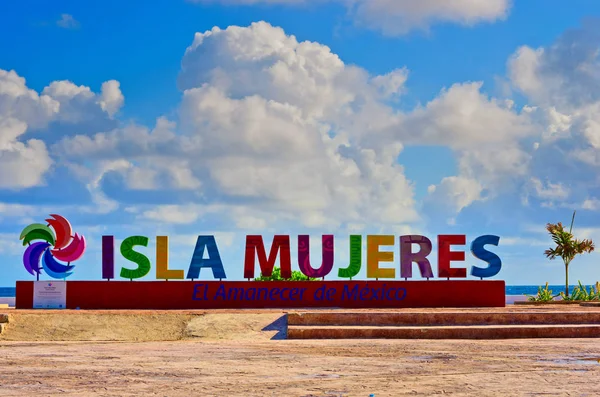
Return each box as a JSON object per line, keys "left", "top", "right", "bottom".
{"left": 367, "top": 235, "right": 396, "bottom": 279}
{"left": 156, "top": 236, "right": 184, "bottom": 280}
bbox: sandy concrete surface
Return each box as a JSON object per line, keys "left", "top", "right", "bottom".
{"left": 0, "top": 313, "right": 194, "bottom": 342}
{"left": 2, "top": 338, "right": 600, "bottom": 396}
{"left": 0, "top": 311, "right": 284, "bottom": 342}
{"left": 1, "top": 309, "right": 600, "bottom": 396}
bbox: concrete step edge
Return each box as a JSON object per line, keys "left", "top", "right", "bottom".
{"left": 288, "top": 324, "right": 600, "bottom": 330}
{"left": 287, "top": 324, "right": 600, "bottom": 339}
{"left": 287, "top": 312, "right": 600, "bottom": 326}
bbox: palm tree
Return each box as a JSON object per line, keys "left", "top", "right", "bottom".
{"left": 544, "top": 211, "right": 595, "bottom": 297}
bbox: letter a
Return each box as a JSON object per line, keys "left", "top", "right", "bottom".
{"left": 186, "top": 236, "right": 227, "bottom": 280}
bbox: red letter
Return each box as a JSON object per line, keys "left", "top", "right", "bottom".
{"left": 438, "top": 235, "right": 467, "bottom": 278}
{"left": 244, "top": 235, "right": 291, "bottom": 279}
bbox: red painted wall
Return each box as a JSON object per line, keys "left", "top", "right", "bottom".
{"left": 16, "top": 280, "right": 505, "bottom": 309}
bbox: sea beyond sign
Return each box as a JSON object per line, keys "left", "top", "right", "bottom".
{"left": 16, "top": 214, "right": 506, "bottom": 309}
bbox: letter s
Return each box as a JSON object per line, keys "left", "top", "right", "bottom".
{"left": 470, "top": 235, "right": 502, "bottom": 278}
{"left": 120, "top": 236, "right": 151, "bottom": 280}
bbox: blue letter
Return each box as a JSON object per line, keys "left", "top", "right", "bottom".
{"left": 187, "top": 236, "right": 227, "bottom": 279}
{"left": 192, "top": 284, "right": 205, "bottom": 301}
{"left": 470, "top": 235, "right": 502, "bottom": 278}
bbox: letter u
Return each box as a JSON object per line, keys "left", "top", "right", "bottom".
{"left": 298, "top": 235, "right": 334, "bottom": 278}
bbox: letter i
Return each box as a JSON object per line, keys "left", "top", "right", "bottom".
{"left": 102, "top": 235, "right": 115, "bottom": 280}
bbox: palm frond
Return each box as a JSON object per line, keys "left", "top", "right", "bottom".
{"left": 545, "top": 221, "right": 595, "bottom": 264}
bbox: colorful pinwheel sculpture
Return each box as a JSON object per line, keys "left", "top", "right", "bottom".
{"left": 20, "top": 214, "right": 86, "bottom": 280}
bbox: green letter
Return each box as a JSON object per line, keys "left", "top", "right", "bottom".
{"left": 120, "top": 236, "right": 151, "bottom": 279}
{"left": 338, "top": 235, "right": 362, "bottom": 279}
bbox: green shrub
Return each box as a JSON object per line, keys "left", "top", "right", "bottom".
{"left": 560, "top": 281, "right": 600, "bottom": 301}
{"left": 254, "top": 267, "right": 317, "bottom": 281}
{"left": 526, "top": 282, "right": 557, "bottom": 302}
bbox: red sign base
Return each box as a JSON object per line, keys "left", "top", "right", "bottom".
{"left": 15, "top": 280, "right": 506, "bottom": 309}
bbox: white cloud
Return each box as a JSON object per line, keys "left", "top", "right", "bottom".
{"left": 426, "top": 176, "right": 484, "bottom": 213}
{"left": 568, "top": 227, "right": 600, "bottom": 245}
{"left": 0, "top": 135, "right": 52, "bottom": 188}
{"left": 56, "top": 14, "right": 80, "bottom": 30}
{"left": 509, "top": 21, "right": 600, "bottom": 110}
{"left": 12, "top": 19, "right": 599, "bottom": 234}
{"left": 55, "top": 22, "right": 420, "bottom": 228}
{"left": 43, "top": 81, "right": 92, "bottom": 99}
{"left": 501, "top": 236, "right": 548, "bottom": 247}
{"left": 382, "top": 21, "right": 600, "bottom": 220}
{"left": 0, "top": 70, "right": 57, "bottom": 188}
{"left": 0, "top": 69, "right": 125, "bottom": 190}
{"left": 400, "top": 82, "right": 532, "bottom": 149}
{"left": 84, "top": 159, "right": 132, "bottom": 214}
{"left": 0, "top": 233, "right": 26, "bottom": 255}
{"left": 506, "top": 21, "right": 600, "bottom": 211}
{"left": 98, "top": 80, "right": 124, "bottom": 117}
{"left": 189, "top": 0, "right": 511, "bottom": 35}
{"left": 51, "top": 20, "right": 566, "bottom": 225}
{"left": 0, "top": 70, "right": 60, "bottom": 128}
{"left": 142, "top": 204, "right": 206, "bottom": 224}
{"left": 582, "top": 198, "right": 600, "bottom": 211}
{"left": 181, "top": 57, "right": 416, "bottom": 224}
{"left": 166, "top": 232, "right": 237, "bottom": 248}
{"left": 383, "top": 81, "right": 534, "bottom": 211}
{"left": 0, "top": 203, "right": 39, "bottom": 218}
{"left": 235, "top": 214, "right": 269, "bottom": 229}
{"left": 349, "top": 0, "right": 511, "bottom": 35}
{"left": 178, "top": 22, "right": 358, "bottom": 121}
{"left": 371, "top": 68, "right": 409, "bottom": 98}
{"left": 529, "top": 177, "right": 570, "bottom": 201}
{"left": 508, "top": 46, "right": 545, "bottom": 102}
{"left": 54, "top": 117, "right": 202, "bottom": 193}
{"left": 42, "top": 79, "right": 122, "bottom": 123}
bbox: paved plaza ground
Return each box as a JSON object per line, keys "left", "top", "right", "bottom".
{"left": 1, "top": 308, "right": 599, "bottom": 396}
{"left": 2, "top": 338, "right": 600, "bottom": 396}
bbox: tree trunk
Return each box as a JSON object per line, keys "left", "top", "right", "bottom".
{"left": 565, "top": 262, "right": 570, "bottom": 297}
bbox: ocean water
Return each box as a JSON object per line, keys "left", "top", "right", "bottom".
{"left": 0, "top": 287, "right": 15, "bottom": 297}
{"left": 506, "top": 285, "right": 589, "bottom": 296}
{"left": 0, "top": 285, "right": 590, "bottom": 297}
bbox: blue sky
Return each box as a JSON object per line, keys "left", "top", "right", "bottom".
{"left": 1, "top": 0, "right": 600, "bottom": 286}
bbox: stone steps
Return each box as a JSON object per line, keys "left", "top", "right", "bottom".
{"left": 286, "top": 311, "right": 600, "bottom": 339}
{"left": 287, "top": 324, "right": 600, "bottom": 339}
{"left": 288, "top": 311, "right": 600, "bottom": 326}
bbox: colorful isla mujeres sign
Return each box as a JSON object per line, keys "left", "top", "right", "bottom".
{"left": 104, "top": 234, "right": 502, "bottom": 281}
{"left": 16, "top": 214, "right": 506, "bottom": 310}
{"left": 20, "top": 214, "right": 502, "bottom": 281}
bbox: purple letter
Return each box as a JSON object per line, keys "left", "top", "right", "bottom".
{"left": 298, "top": 235, "right": 334, "bottom": 279}
{"left": 400, "top": 235, "right": 434, "bottom": 279}
{"left": 102, "top": 235, "right": 114, "bottom": 280}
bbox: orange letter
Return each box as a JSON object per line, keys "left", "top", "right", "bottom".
{"left": 156, "top": 236, "right": 184, "bottom": 280}
{"left": 367, "top": 235, "right": 396, "bottom": 279}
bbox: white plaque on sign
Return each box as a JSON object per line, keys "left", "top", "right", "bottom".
{"left": 33, "top": 281, "right": 67, "bottom": 309}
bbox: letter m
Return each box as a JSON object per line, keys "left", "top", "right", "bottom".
{"left": 244, "top": 235, "right": 291, "bottom": 279}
